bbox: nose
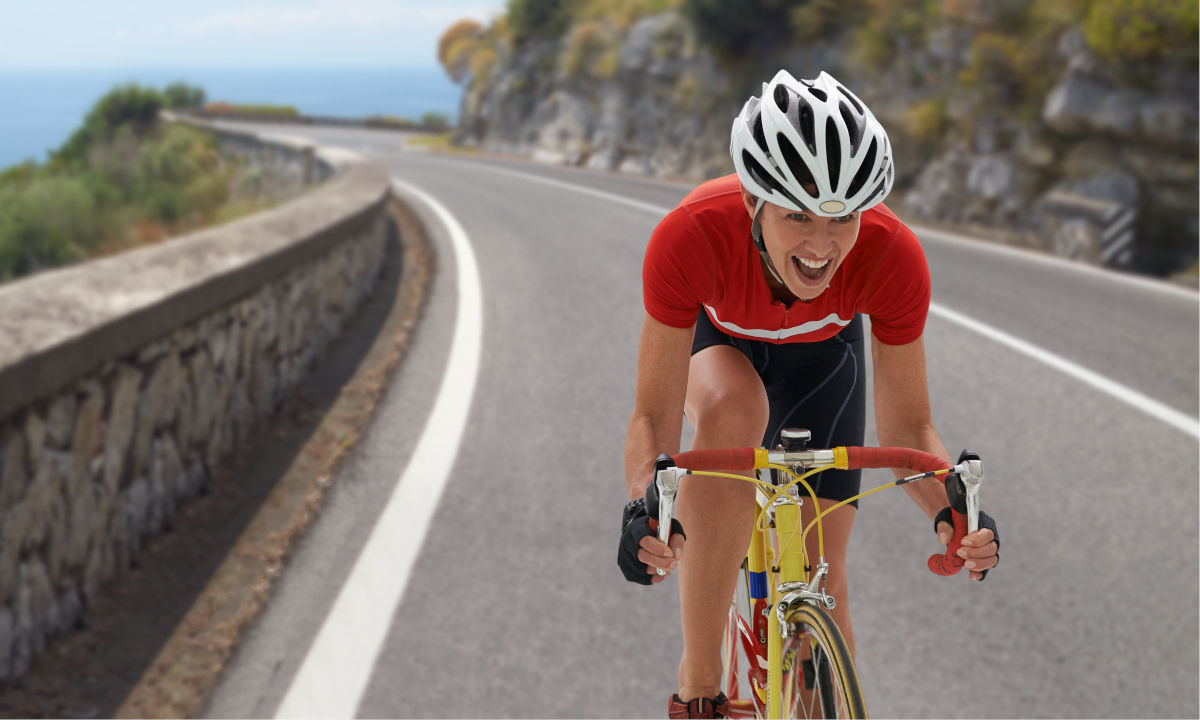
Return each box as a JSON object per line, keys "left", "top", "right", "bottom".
{"left": 800, "top": 228, "right": 836, "bottom": 256}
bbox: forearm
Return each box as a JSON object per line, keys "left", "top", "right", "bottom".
{"left": 878, "top": 421, "right": 952, "bottom": 521}
{"left": 623, "top": 412, "right": 682, "bottom": 500}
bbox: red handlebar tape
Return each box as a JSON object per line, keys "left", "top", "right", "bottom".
{"left": 843, "top": 446, "right": 947, "bottom": 473}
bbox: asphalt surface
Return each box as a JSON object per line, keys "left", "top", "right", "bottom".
{"left": 202, "top": 123, "right": 1199, "bottom": 718}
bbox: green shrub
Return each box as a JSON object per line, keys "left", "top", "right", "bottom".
{"left": 0, "top": 82, "right": 287, "bottom": 283}
{"left": 561, "top": 20, "right": 620, "bottom": 79}
{"left": 904, "top": 96, "right": 948, "bottom": 144}
{"left": 56, "top": 83, "right": 164, "bottom": 165}
{"left": 507, "top": 0, "right": 572, "bottom": 44}
{"left": 420, "top": 112, "right": 451, "bottom": 131}
{"left": 790, "top": 0, "right": 869, "bottom": 44}
{"left": 572, "top": 0, "right": 684, "bottom": 30}
{"left": 851, "top": 0, "right": 939, "bottom": 70}
{"left": 1083, "top": 0, "right": 1198, "bottom": 65}
{"left": 163, "top": 81, "right": 206, "bottom": 109}
{"left": 0, "top": 176, "right": 96, "bottom": 278}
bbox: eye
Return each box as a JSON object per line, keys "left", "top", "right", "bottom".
{"left": 834, "top": 213, "right": 858, "bottom": 224}
{"left": 787, "top": 213, "right": 811, "bottom": 223}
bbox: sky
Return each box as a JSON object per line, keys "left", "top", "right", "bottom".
{"left": 0, "top": 0, "right": 506, "bottom": 69}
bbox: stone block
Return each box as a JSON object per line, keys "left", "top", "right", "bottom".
{"left": 0, "top": 505, "right": 29, "bottom": 606}
{"left": 65, "top": 479, "right": 96, "bottom": 573}
{"left": 104, "top": 363, "right": 143, "bottom": 493}
{"left": 125, "top": 476, "right": 150, "bottom": 552}
{"left": 23, "top": 411, "right": 46, "bottom": 464}
{"left": 189, "top": 351, "right": 218, "bottom": 450}
{"left": 1, "top": 428, "right": 27, "bottom": 513}
{"left": 71, "top": 381, "right": 105, "bottom": 490}
{"left": 0, "top": 606, "right": 12, "bottom": 682}
{"left": 132, "top": 350, "right": 183, "bottom": 478}
{"left": 45, "top": 395, "right": 77, "bottom": 450}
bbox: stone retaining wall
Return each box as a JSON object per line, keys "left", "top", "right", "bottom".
{"left": 0, "top": 121, "right": 393, "bottom": 682}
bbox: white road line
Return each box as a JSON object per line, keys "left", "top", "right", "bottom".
{"left": 465, "top": 162, "right": 673, "bottom": 216}
{"left": 469, "top": 160, "right": 1197, "bottom": 303}
{"left": 913, "top": 224, "right": 1198, "bottom": 301}
{"left": 274, "top": 179, "right": 483, "bottom": 718}
{"left": 464, "top": 162, "right": 1199, "bottom": 436}
{"left": 930, "top": 303, "right": 1199, "bottom": 438}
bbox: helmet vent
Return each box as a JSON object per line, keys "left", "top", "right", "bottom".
{"left": 798, "top": 101, "right": 816, "bottom": 154}
{"left": 742, "top": 149, "right": 808, "bottom": 210}
{"left": 777, "top": 134, "right": 817, "bottom": 198}
{"left": 845, "top": 138, "right": 877, "bottom": 198}
{"left": 752, "top": 113, "right": 767, "bottom": 152}
{"left": 839, "top": 102, "right": 862, "bottom": 153}
{"left": 808, "top": 88, "right": 827, "bottom": 102}
{"left": 836, "top": 85, "right": 863, "bottom": 115}
{"left": 854, "top": 177, "right": 887, "bottom": 212}
{"left": 773, "top": 84, "right": 790, "bottom": 113}
{"left": 824, "top": 117, "right": 842, "bottom": 191}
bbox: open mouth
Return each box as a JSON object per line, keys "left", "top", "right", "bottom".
{"left": 792, "top": 255, "right": 832, "bottom": 283}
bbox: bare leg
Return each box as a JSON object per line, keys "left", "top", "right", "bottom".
{"left": 676, "top": 346, "right": 768, "bottom": 701}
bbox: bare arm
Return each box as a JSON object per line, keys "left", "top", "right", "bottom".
{"left": 623, "top": 312, "right": 695, "bottom": 500}
{"left": 870, "top": 333, "right": 952, "bottom": 522}
{"left": 872, "top": 332, "right": 998, "bottom": 580}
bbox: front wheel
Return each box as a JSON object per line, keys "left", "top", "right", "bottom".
{"left": 779, "top": 603, "right": 866, "bottom": 719}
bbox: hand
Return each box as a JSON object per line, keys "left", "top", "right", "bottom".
{"left": 618, "top": 499, "right": 686, "bottom": 585}
{"left": 935, "top": 509, "right": 999, "bottom": 581}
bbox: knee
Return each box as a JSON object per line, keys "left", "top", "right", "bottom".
{"left": 686, "top": 382, "right": 769, "bottom": 444}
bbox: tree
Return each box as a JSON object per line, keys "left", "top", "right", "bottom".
{"left": 439, "top": 19, "right": 486, "bottom": 83}
{"left": 164, "top": 81, "right": 206, "bottom": 109}
{"left": 55, "top": 84, "right": 164, "bottom": 165}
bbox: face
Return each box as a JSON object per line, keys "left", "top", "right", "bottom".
{"left": 741, "top": 186, "right": 860, "bottom": 302}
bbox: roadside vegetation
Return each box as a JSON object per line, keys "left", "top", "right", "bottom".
{"left": 0, "top": 83, "right": 286, "bottom": 283}
{"left": 438, "top": 0, "right": 1197, "bottom": 114}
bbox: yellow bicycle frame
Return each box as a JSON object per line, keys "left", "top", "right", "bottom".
{"left": 765, "top": 491, "right": 807, "bottom": 718}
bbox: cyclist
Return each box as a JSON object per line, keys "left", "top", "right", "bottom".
{"left": 617, "top": 70, "right": 999, "bottom": 718}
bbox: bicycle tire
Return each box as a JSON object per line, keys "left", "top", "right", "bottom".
{"left": 779, "top": 602, "right": 866, "bottom": 719}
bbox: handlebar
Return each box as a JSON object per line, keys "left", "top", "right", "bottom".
{"left": 647, "top": 444, "right": 983, "bottom": 577}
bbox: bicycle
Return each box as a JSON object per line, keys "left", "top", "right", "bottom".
{"left": 646, "top": 428, "right": 984, "bottom": 719}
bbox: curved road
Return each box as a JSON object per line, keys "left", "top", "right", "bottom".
{"left": 203, "top": 122, "right": 1198, "bottom": 718}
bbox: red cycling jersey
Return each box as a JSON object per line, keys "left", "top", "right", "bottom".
{"left": 643, "top": 174, "right": 931, "bottom": 346}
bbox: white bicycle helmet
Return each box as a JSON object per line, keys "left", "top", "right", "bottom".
{"left": 730, "top": 70, "right": 894, "bottom": 217}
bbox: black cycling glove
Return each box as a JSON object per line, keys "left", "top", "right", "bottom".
{"left": 618, "top": 498, "right": 685, "bottom": 585}
{"left": 934, "top": 507, "right": 999, "bottom": 580}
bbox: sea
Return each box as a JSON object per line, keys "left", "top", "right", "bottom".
{"left": 0, "top": 66, "right": 463, "bottom": 170}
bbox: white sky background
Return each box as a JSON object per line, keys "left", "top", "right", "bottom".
{"left": 0, "top": 0, "right": 505, "bottom": 69}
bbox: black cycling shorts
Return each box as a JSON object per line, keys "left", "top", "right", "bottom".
{"left": 690, "top": 310, "right": 867, "bottom": 506}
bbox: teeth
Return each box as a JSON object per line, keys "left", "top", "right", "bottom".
{"left": 794, "top": 257, "right": 830, "bottom": 269}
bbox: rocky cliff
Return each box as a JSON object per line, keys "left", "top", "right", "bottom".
{"left": 451, "top": 7, "right": 1197, "bottom": 279}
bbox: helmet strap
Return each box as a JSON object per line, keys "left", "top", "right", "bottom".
{"left": 751, "top": 198, "right": 786, "bottom": 286}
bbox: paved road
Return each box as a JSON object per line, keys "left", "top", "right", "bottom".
{"left": 205, "top": 123, "right": 1199, "bottom": 718}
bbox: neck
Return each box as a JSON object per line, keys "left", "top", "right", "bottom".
{"left": 760, "top": 256, "right": 805, "bottom": 305}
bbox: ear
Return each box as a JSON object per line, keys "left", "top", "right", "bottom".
{"left": 738, "top": 183, "right": 758, "bottom": 219}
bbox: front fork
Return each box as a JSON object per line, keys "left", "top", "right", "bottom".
{"left": 765, "top": 489, "right": 832, "bottom": 718}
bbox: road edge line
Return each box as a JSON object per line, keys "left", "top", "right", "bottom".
{"left": 273, "top": 180, "right": 483, "bottom": 718}
{"left": 930, "top": 303, "right": 1199, "bottom": 438}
